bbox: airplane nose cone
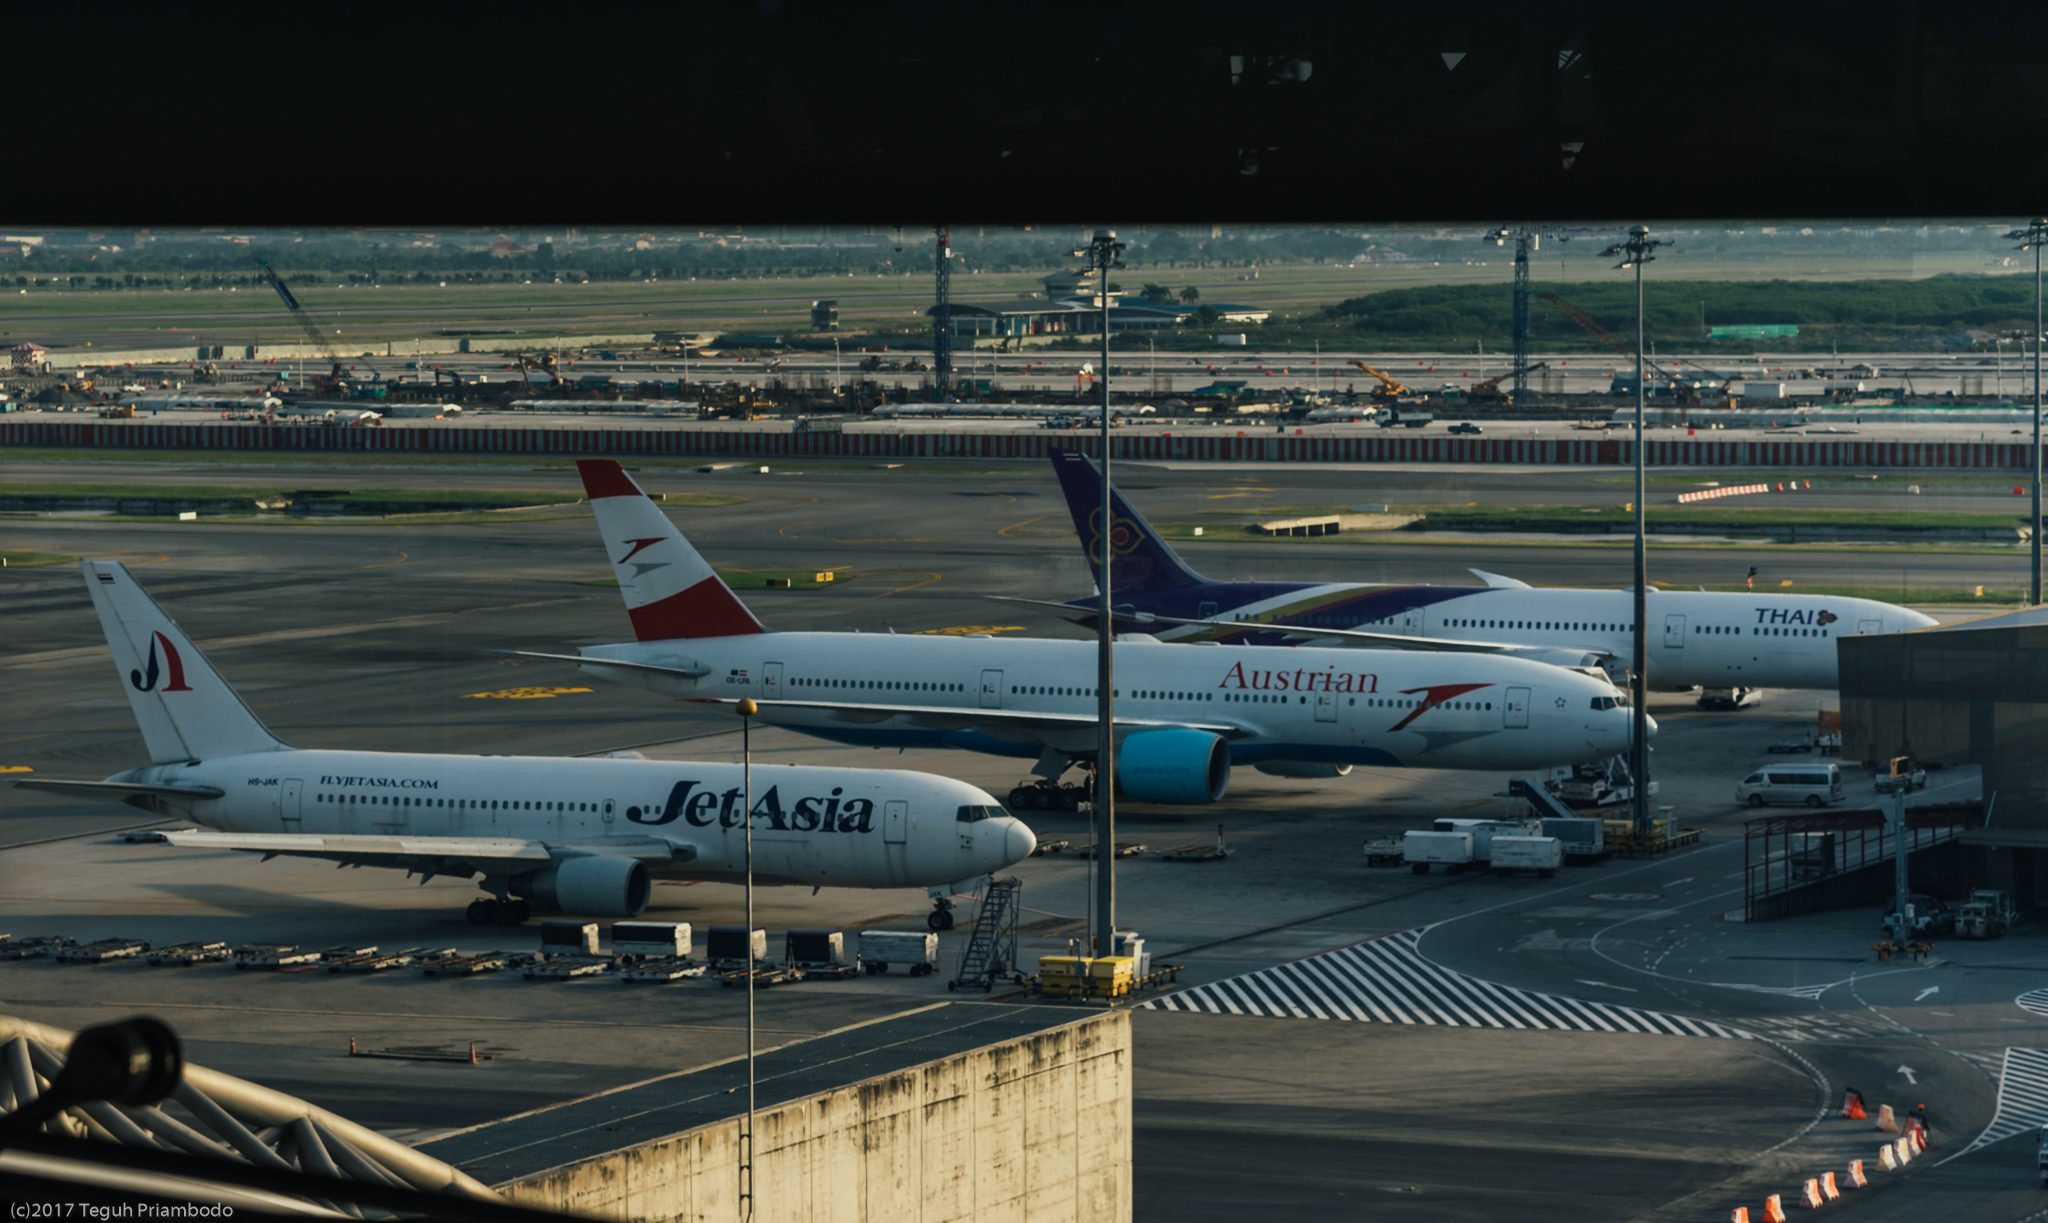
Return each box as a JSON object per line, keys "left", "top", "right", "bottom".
{"left": 1003, "top": 819, "right": 1037, "bottom": 865}
{"left": 1644, "top": 713, "right": 1659, "bottom": 738}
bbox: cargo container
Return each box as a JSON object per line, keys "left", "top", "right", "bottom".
{"left": 1404, "top": 829, "right": 1474, "bottom": 874}
{"left": 612, "top": 921, "right": 690, "bottom": 960}
{"left": 1538, "top": 817, "right": 1606, "bottom": 860}
{"left": 857, "top": 929, "right": 939, "bottom": 976}
{"left": 706, "top": 925, "right": 767, "bottom": 967}
{"left": 1490, "top": 836, "right": 1563, "bottom": 877}
{"left": 1433, "top": 818, "right": 1540, "bottom": 860}
{"left": 786, "top": 928, "right": 846, "bottom": 968}
{"left": 540, "top": 920, "right": 601, "bottom": 957}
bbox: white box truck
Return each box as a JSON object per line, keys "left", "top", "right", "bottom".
{"left": 857, "top": 930, "right": 939, "bottom": 976}
{"left": 1404, "top": 829, "right": 1475, "bottom": 875}
{"left": 1490, "top": 836, "right": 1564, "bottom": 877}
{"left": 1434, "top": 818, "right": 1539, "bottom": 861}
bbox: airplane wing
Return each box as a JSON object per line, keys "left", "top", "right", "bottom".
{"left": 161, "top": 831, "right": 687, "bottom": 875}
{"left": 507, "top": 649, "right": 712, "bottom": 678}
{"left": 12, "top": 779, "right": 227, "bottom": 803}
{"left": 985, "top": 594, "right": 1545, "bottom": 654}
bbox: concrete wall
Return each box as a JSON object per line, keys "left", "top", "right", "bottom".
{"left": 497, "top": 1010, "right": 1130, "bottom": 1223}
{"left": 6, "top": 418, "right": 2047, "bottom": 471}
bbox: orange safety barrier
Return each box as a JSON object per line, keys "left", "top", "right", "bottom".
{"left": 1875, "top": 1103, "right": 1899, "bottom": 1132}
{"left": 1797, "top": 1179, "right": 1823, "bottom": 1209}
{"left": 1820, "top": 1171, "right": 1839, "bottom": 1201}
{"left": 1762, "top": 1192, "right": 1788, "bottom": 1223}
{"left": 1839, "top": 1088, "right": 1866, "bottom": 1120}
{"left": 1846, "top": 1159, "right": 1867, "bottom": 1189}
{"left": 1878, "top": 1144, "right": 1900, "bottom": 1172}
{"left": 1730, "top": 1209, "right": 1750, "bottom": 1223}
{"left": 1908, "top": 1126, "right": 1925, "bottom": 1155}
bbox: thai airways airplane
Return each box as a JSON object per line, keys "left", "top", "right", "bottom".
{"left": 516, "top": 461, "right": 1643, "bottom": 812}
{"left": 14, "top": 562, "right": 1035, "bottom": 929}
{"left": 1027, "top": 447, "right": 1937, "bottom": 691}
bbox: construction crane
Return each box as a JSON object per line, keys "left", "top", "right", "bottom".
{"left": 1348, "top": 359, "right": 1412, "bottom": 399}
{"left": 932, "top": 226, "right": 954, "bottom": 399}
{"left": 512, "top": 351, "right": 565, "bottom": 391}
{"left": 1483, "top": 226, "right": 1602, "bottom": 402}
{"left": 253, "top": 257, "right": 348, "bottom": 396}
{"left": 1468, "top": 361, "right": 1548, "bottom": 401}
{"left": 1542, "top": 293, "right": 1729, "bottom": 404}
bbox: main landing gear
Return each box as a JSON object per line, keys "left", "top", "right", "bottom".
{"left": 1005, "top": 780, "right": 1087, "bottom": 812}
{"left": 928, "top": 897, "right": 955, "bottom": 932}
{"left": 466, "top": 898, "right": 532, "bottom": 926}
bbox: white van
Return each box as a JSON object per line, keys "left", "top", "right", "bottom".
{"left": 1737, "top": 763, "right": 1844, "bottom": 808}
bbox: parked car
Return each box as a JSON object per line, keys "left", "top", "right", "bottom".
{"left": 1879, "top": 893, "right": 1955, "bottom": 937}
{"left": 1448, "top": 421, "right": 1483, "bottom": 435}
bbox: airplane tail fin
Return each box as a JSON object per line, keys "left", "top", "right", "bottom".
{"left": 82, "top": 562, "right": 288, "bottom": 764}
{"left": 1048, "top": 447, "right": 1209, "bottom": 593}
{"left": 577, "top": 460, "right": 767, "bottom": 641}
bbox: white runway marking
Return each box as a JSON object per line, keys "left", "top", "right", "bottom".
{"left": 1946, "top": 1048, "right": 2048, "bottom": 1161}
{"left": 1143, "top": 928, "right": 1750, "bottom": 1038}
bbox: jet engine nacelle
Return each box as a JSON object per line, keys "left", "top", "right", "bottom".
{"left": 1515, "top": 647, "right": 1614, "bottom": 671}
{"left": 1252, "top": 761, "right": 1354, "bottom": 779}
{"left": 1116, "top": 729, "right": 1230, "bottom": 804}
{"left": 513, "top": 856, "right": 650, "bottom": 917}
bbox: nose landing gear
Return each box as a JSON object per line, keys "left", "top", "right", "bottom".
{"left": 928, "top": 897, "right": 955, "bottom": 932}
{"left": 1005, "top": 780, "right": 1086, "bottom": 811}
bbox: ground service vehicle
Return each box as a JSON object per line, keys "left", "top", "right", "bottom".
{"left": 1875, "top": 758, "right": 1928, "bottom": 793}
{"left": 1738, "top": 764, "right": 1844, "bottom": 808}
{"left": 858, "top": 930, "right": 939, "bottom": 976}
{"left": 1448, "top": 421, "right": 1482, "bottom": 435}
{"left": 1698, "top": 687, "right": 1760, "bottom": 709}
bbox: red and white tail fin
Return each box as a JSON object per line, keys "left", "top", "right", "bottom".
{"left": 577, "top": 460, "right": 766, "bottom": 641}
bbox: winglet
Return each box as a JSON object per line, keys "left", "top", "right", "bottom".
{"left": 576, "top": 460, "right": 766, "bottom": 641}
{"left": 1468, "top": 568, "right": 1531, "bottom": 589}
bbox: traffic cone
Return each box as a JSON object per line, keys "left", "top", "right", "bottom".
{"left": 468, "top": 1042, "right": 479, "bottom": 1066}
{"left": 1762, "top": 1192, "right": 1788, "bottom": 1223}
{"left": 1798, "top": 1179, "right": 1822, "bottom": 1209}
{"left": 1875, "top": 1103, "right": 1898, "bottom": 1132}
{"left": 1846, "top": 1159, "right": 1867, "bottom": 1188}
{"left": 1820, "top": 1171, "right": 1839, "bottom": 1201}
{"left": 1840, "top": 1088, "right": 1866, "bottom": 1120}
{"left": 1908, "top": 1126, "right": 1925, "bottom": 1155}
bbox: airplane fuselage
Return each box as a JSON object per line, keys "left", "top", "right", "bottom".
{"left": 113, "top": 750, "right": 1028, "bottom": 889}
{"left": 1071, "top": 584, "right": 1935, "bottom": 689}
{"left": 579, "top": 632, "right": 1641, "bottom": 771}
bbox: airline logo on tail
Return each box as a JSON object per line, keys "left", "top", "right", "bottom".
{"left": 1088, "top": 507, "right": 1145, "bottom": 566}
{"left": 616, "top": 536, "right": 670, "bottom": 577}
{"left": 130, "top": 631, "right": 193, "bottom": 694}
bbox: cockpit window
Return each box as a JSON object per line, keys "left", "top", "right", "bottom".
{"left": 956, "top": 804, "right": 1006, "bottom": 823}
{"left": 1591, "top": 696, "right": 1615, "bottom": 710}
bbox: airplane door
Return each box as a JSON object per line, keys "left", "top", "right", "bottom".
{"left": 1401, "top": 610, "right": 1424, "bottom": 636}
{"left": 280, "top": 778, "right": 303, "bottom": 832}
{"left": 602, "top": 799, "right": 615, "bottom": 831}
{"left": 1314, "top": 690, "right": 1337, "bottom": 723}
{"left": 763, "top": 662, "right": 782, "bottom": 699}
{"left": 979, "top": 669, "right": 1004, "bottom": 709}
{"left": 1504, "top": 687, "right": 1530, "bottom": 729}
{"left": 1858, "top": 618, "right": 1883, "bottom": 635}
{"left": 885, "top": 800, "right": 909, "bottom": 844}
{"left": 1664, "top": 614, "right": 1687, "bottom": 650}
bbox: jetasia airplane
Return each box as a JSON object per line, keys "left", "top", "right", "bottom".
{"left": 1025, "top": 447, "right": 1936, "bottom": 690}
{"left": 13, "top": 562, "right": 1035, "bottom": 928}
{"left": 515, "top": 461, "right": 1643, "bottom": 811}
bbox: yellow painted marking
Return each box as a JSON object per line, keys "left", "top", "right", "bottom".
{"left": 462, "top": 686, "right": 594, "bottom": 701}
{"left": 1207, "top": 488, "right": 1274, "bottom": 499}
{"left": 357, "top": 550, "right": 411, "bottom": 570}
{"left": 0, "top": 765, "right": 34, "bottom": 774}
{"left": 777, "top": 521, "right": 814, "bottom": 538}
{"left": 916, "top": 625, "right": 1026, "bottom": 636}
{"left": 885, "top": 571, "right": 942, "bottom": 597}
{"left": 996, "top": 513, "right": 1053, "bottom": 538}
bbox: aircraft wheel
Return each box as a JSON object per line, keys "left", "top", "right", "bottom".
{"left": 467, "top": 899, "right": 498, "bottom": 925}
{"left": 928, "top": 909, "right": 954, "bottom": 932}
{"left": 1007, "top": 786, "right": 1036, "bottom": 810}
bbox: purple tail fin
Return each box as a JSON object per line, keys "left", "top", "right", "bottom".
{"left": 1048, "top": 447, "right": 1208, "bottom": 594}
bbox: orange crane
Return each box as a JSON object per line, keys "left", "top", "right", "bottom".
{"left": 1539, "top": 293, "right": 1729, "bottom": 403}
{"left": 1348, "top": 359, "right": 1412, "bottom": 399}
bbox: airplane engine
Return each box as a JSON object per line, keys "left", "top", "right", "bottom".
{"left": 1516, "top": 647, "right": 1614, "bottom": 671}
{"left": 514, "top": 856, "right": 650, "bottom": 917}
{"left": 1116, "top": 729, "right": 1230, "bottom": 804}
{"left": 1252, "top": 761, "right": 1354, "bottom": 779}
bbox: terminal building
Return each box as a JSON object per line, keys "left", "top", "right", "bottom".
{"left": 1838, "top": 610, "right": 2048, "bottom": 908}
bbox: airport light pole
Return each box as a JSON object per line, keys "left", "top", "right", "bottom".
{"left": 2003, "top": 219, "right": 2048, "bottom": 605}
{"left": 1078, "top": 228, "right": 1124, "bottom": 958}
{"left": 1604, "top": 225, "right": 1667, "bottom": 844}
{"left": 735, "top": 696, "right": 758, "bottom": 1223}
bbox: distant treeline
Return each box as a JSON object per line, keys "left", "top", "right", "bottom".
{"left": 1298, "top": 277, "right": 2044, "bottom": 350}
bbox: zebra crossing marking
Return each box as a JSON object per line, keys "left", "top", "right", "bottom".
{"left": 2017, "top": 987, "right": 2048, "bottom": 1019}
{"left": 1947, "top": 1048, "right": 2048, "bottom": 1161}
{"left": 1737, "top": 1013, "right": 1903, "bottom": 1043}
{"left": 1142, "top": 928, "right": 1750, "bottom": 1039}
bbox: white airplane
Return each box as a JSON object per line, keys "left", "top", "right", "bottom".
{"left": 1026, "top": 447, "right": 1940, "bottom": 691}
{"left": 14, "top": 562, "right": 1036, "bottom": 929}
{"left": 516, "top": 461, "right": 1644, "bottom": 811}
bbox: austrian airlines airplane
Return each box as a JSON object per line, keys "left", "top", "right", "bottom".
{"left": 1029, "top": 448, "right": 1937, "bottom": 690}
{"left": 15, "top": 563, "right": 1035, "bottom": 929}
{"left": 522, "top": 462, "right": 1643, "bottom": 811}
